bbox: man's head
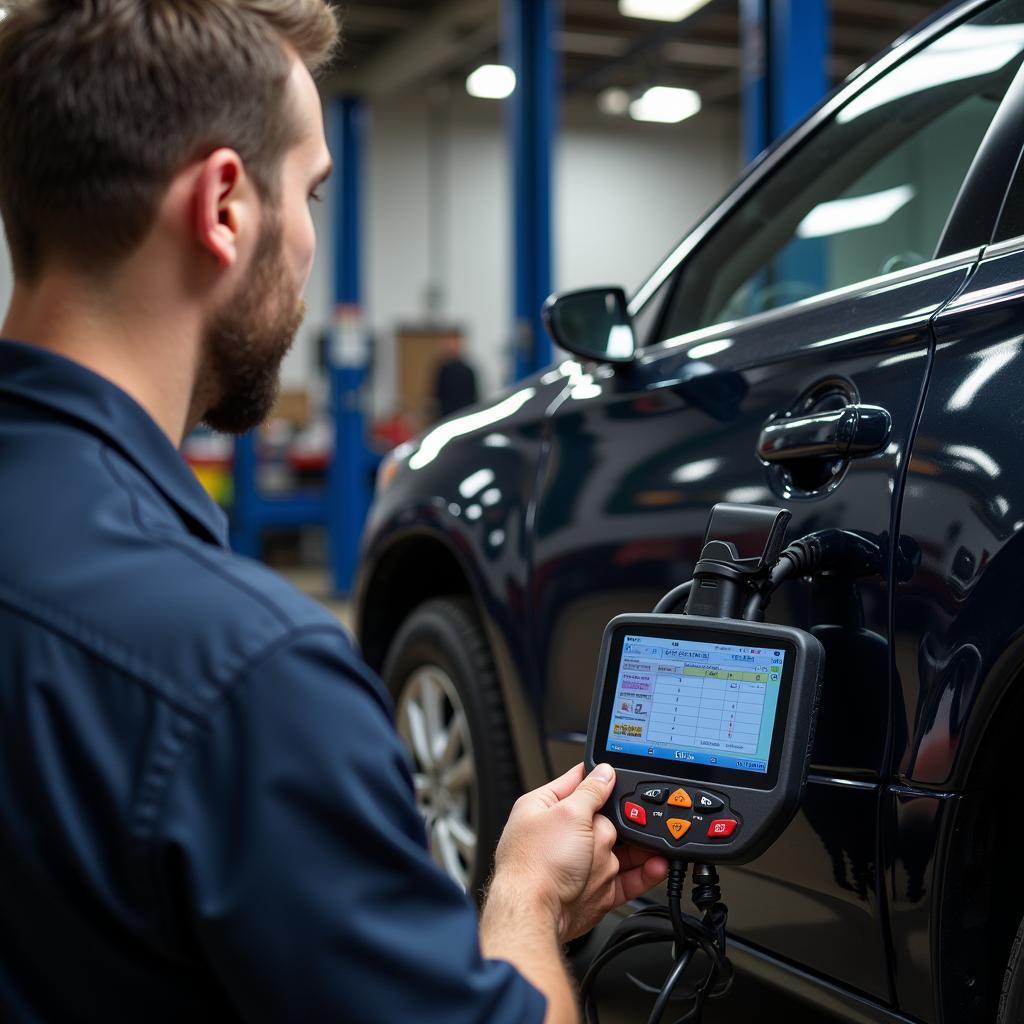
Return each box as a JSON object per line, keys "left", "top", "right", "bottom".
{"left": 0, "top": 0, "right": 339, "bottom": 434}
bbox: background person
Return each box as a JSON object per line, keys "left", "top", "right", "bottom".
{"left": 433, "top": 331, "right": 479, "bottom": 420}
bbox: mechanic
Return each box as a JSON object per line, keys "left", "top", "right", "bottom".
{"left": 0, "top": 2, "right": 668, "bottom": 1022}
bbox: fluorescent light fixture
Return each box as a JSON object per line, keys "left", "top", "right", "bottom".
{"left": 619, "top": 0, "right": 712, "bottom": 23}
{"left": 466, "top": 64, "right": 516, "bottom": 100}
{"left": 838, "top": 24, "right": 1024, "bottom": 123}
{"left": 598, "top": 87, "right": 631, "bottom": 116}
{"left": 796, "top": 184, "right": 915, "bottom": 239}
{"left": 0, "top": 8, "right": 7, "bottom": 20}
{"left": 629, "top": 86, "right": 701, "bottom": 124}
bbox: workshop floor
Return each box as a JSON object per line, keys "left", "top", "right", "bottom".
{"left": 284, "top": 567, "right": 353, "bottom": 630}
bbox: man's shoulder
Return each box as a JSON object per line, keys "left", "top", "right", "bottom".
{"left": 115, "top": 536, "right": 357, "bottom": 704}
{"left": 0, "top": 409, "right": 363, "bottom": 713}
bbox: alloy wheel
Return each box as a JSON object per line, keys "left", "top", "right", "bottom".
{"left": 396, "top": 664, "right": 478, "bottom": 891}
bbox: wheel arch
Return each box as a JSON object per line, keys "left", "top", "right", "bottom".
{"left": 357, "top": 528, "right": 551, "bottom": 792}
{"left": 358, "top": 530, "right": 475, "bottom": 674}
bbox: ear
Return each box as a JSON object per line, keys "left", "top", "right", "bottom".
{"left": 193, "top": 149, "right": 248, "bottom": 269}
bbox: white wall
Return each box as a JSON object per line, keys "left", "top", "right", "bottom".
{"left": 556, "top": 105, "right": 740, "bottom": 294}
{"left": 339, "top": 94, "right": 740, "bottom": 417}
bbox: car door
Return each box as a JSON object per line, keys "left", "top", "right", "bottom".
{"left": 530, "top": 0, "right": 1024, "bottom": 1002}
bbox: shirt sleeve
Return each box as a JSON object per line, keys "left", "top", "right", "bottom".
{"left": 152, "top": 626, "right": 546, "bottom": 1024}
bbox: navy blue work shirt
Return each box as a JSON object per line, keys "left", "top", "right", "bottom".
{"left": 0, "top": 340, "right": 545, "bottom": 1023}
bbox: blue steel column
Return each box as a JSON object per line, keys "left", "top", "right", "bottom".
{"left": 327, "top": 96, "right": 370, "bottom": 596}
{"left": 504, "top": 0, "right": 558, "bottom": 380}
{"left": 740, "top": 0, "right": 828, "bottom": 306}
{"left": 741, "top": 0, "right": 829, "bottom": 164}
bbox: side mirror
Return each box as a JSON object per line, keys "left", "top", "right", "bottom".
{"left": 541, "top": 287, "right": 637, "bottom": 364}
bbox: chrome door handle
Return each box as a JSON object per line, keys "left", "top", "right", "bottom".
{"left": 757, "top": 405, "right": 891, "bottom": 464}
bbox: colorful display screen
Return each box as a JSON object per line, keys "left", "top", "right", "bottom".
{"left": 605, "top": 634, "right": 785, "bottom": 774}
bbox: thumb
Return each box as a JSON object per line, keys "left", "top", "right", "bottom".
{"left": 562, "top": 763, "right": 616, "bottom": 818}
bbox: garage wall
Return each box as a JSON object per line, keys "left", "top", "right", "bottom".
{"left": 324, "top": 94, "right": 741, "bottom": 418}
{"left": 284, "top": 96, "right": 742, "bottom": 414}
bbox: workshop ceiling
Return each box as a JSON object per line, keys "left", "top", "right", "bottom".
{"left": 328, "top": 0, "right": 949, "bottom": 110}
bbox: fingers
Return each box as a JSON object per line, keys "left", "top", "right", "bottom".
{"left": 612, "top": 854, "right": 670, "bottom": 907}
{"left": 560, "top": 763, "right": 615, "bottom": 818}
{"left": 614, "top": 843, "right": 662, "bottom": 871}
{"left": 531, "top": 762, "right": 586, "bottom": 808}
{"left": 593, "top": 813, "right": 618, "bottom": 854}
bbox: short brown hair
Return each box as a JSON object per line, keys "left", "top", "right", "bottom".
{"left": 0, "top": 0, "right": 341, "bottom": 280}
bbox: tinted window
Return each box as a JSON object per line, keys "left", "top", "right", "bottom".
{"left": 657, "top": 1, "right": 1024, "bottom": 340}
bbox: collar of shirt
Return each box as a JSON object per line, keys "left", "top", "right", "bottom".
{"left": 0, "top": 339, "right": 230, "bottom": 548}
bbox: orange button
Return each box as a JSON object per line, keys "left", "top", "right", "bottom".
{"left": 667, "top": 788, "right": 692, "bottom": 809}
{"left": 666, "top": 818, "right": 691, "bottom": 841}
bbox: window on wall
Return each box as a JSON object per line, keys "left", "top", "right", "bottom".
{"left": 654, "top": 0, "right": 1024, "bottom": 342}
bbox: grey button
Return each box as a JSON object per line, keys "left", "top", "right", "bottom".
{"left": 693, "top": 791, "right": 724, "bottom": 812}
{"left": 639, "top": 786, "right": 669, "bottom": 804}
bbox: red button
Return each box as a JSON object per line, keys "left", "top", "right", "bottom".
{"left": 707, "top": 818, "right": 737, "bottom": 838}
{"left": 624, "top": 802, "right": 647, "bottom": 826}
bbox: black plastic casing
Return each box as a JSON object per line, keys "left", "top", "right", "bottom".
{"left": 585, "top": 613, "right": 824, "bottom": 864}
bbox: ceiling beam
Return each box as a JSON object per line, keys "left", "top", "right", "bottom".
{"left": 347, "top": 0, "right": 499, "bottom": 98}
{"left": 830, "top": 0, "right": 935, "bottom": 24}
{"left": 336, "top": 6, "right": 421, "bottom": 34}
{"left": 662, "top": 40, "right": 739, "bottom": 68}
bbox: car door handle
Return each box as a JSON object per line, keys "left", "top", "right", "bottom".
{"left": 757, "top": 404, "right": 892, "bottom": 464}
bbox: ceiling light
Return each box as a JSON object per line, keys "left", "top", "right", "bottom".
{"left": 619, "top": 0, "right": 713, "bottom": 23}
{"left": 598, "top": 87, "right": 631, "bottom": 116}
{"left": 466, "top": 64, "right": 516, "bottom": 100}
{"left": 629, "top": 86, "right": 701, "bottom": 124}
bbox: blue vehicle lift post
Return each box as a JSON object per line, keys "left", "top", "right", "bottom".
{"left": 327, "top": 95, "right": 374, "bottom": 597}
{"left": 230, "top": 95, "right": 375, "bottom": 598}
{"left": 504, "top": 0, "right": 559, "bottom": 380}
{"left": 740, "top": 0, "right": 829, "bottom": 305}
{"left": 740, "top": 0, "right": 829, "bottom": 162}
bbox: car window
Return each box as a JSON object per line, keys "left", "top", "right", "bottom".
{"left": 656, "top": 0, "right": 1024, "bottom": 341}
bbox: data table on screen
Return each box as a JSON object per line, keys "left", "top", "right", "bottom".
{"left": 608, "top": 636, "right": 784, "bottom": 770}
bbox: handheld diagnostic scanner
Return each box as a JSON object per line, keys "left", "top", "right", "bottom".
{"left": 577, "top": 504, "right": 836, "bottom": 1023}
{"left": 583, "top": 505, "right": 826, "bottom": 865}
{"left": 584, "top": 613, "right": 823, "bottom": 864}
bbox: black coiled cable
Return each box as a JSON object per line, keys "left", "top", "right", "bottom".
{"left": 579, "top": 861, "right": 732, "bottom": 1024}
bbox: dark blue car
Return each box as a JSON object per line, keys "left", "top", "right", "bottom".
{"left": 356, "top": 1, "right": 1024, "bottom": 1019}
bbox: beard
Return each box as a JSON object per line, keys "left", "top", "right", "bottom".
{"left": 199, "top": 212, "right": 305, "bottom": 435}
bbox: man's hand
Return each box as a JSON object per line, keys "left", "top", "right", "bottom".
{"left": 488, "top": 763, "right": 669, "bottom": 941}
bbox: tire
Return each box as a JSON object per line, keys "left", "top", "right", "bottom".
{"left": 382, "top": 596, "right": 521, "bottom": 900}
{"left": 999, "top": 915, "right": 1024, "bottom": 1023}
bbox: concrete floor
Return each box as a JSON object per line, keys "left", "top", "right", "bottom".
{"left": 283, "top": 567, "right": 353, "bottom": 630}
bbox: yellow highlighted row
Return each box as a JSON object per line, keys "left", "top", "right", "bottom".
{"left": 654, "top": 667, "right": 771, "bottom": 682}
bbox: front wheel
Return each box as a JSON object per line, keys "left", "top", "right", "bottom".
{"left": 999, "top": 915, "right": 1024, "bottom": 1023}
{"left": 382, "top": 597, "right": 521, "bottom": 899}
